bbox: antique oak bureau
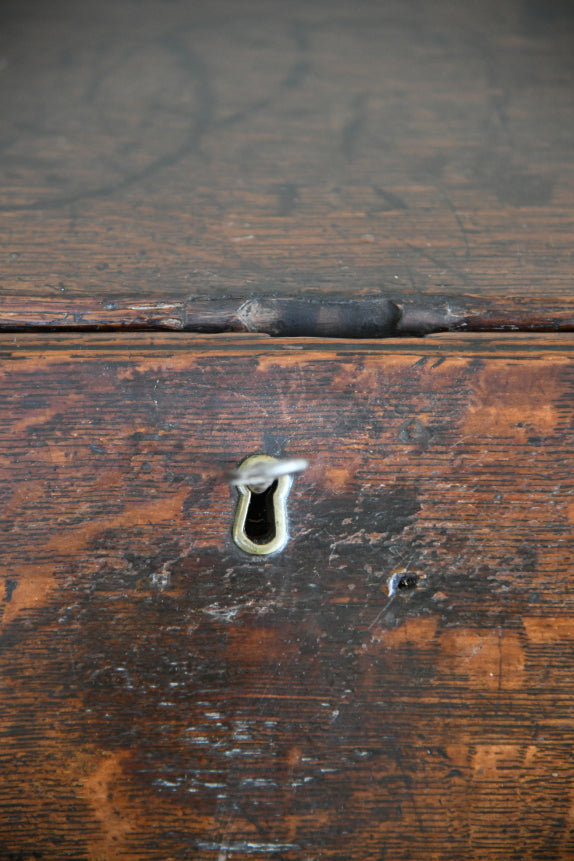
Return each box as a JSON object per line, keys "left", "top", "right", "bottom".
{"left": 0, "top": 1, "right": 573, "bottom": 859}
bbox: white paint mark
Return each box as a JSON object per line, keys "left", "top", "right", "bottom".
{"left": 151, "top": 564, "right": 170, "bottom": 589}
{"left": 129, "top": 303, "right": 184, "bottom": 311}
{"left": 199, "top": 841, "right": 300, "bottom": 854}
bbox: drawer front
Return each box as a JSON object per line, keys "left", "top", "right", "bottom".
{"left": 1, "top": 333, "right": 573, "bottom": 860}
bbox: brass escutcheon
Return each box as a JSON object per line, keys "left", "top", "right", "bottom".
{"left": 231, "top": 455, "right": 301, "bottom": 555}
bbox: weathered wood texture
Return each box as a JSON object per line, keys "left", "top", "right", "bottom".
{"left": 0, "top": 333, "right": 573, "bottom": 859}
{"left": 0, "top": 0, "right": 573, "bottom": 328}
{"left": 0, "top": 293, "right": 572, "bottom": 336}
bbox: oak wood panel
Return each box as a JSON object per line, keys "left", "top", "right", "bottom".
{"left": 0, "top": 0, "right": 573, "bottom": 328}
{"left": 0, "top": 333, "right": 573, "bottom": 859}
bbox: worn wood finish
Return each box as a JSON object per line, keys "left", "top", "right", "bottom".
{"left": 0, "top": 332, "right": 573, "bottom": 859}
{"left": 1, "top": 0, "right": 574, "bottom": 328}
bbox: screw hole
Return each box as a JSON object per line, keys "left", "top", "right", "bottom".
{"left": 388, "top": 571, "right": 419, "bottom": 596}
{"left": 397, "top": 574, "right": 419, "bottom": 590}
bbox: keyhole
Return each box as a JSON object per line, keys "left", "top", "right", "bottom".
{"left": 231, "top": 455, "right": 293, "bottom": 555}
{"left": 244, "top": 480, "right": 278, "bottom": 544}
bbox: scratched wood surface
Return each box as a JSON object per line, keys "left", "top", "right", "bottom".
{"left": 0, "top": 0, "right": 574, "bottom": 329}
{"left": 0, "top": 332, "right": 573, "bottom": 860}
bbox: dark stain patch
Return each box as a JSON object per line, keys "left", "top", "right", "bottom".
{"left": 141, "top": 482, "right": 425, "bottom": 638}
{"left": 411, "top": 357, "right": 428, "bottom": 370}
{"left": 522, "top": 0, "right": 574, "bottom": 32}
{"left": 517, "top": 543, "right": 538, "bottom": 572}
{"left": 372, "top": 186, "right": 408, "bottom": 212}
{"left": 371, "top": 486, "right": 421, "bottom": 534}
{"left": 431, "top": 357, "right": 446, "bottom": 369}
{"left": 1, "top": 852, "right": 44, "bottom": 860}
{"left": 4, "top": 579, "right": 17, "bottom": 602}
{"left": 398, "top": 418, "right": 432, "bottom": 449}
{"left": 296, "top": 484, "right": 422, "bottom": 591}
{"left": 274, "top": 183, "right": 299, "bottom": 217}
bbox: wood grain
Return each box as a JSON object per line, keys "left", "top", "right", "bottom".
{"left": 0, "top": 332, "right": 573, "bottom": 859}
{"left": 0, "top": 0, "right": 573, "bottom": 328}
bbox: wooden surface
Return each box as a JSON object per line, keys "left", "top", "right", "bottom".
{"left": 1, "top": 0, "right": 573, "bottom": 855}
{"left": 0, "top": 332, "right": 573, "bottom": 859}
{"left": 0, "top": 0, "right": 573, "bottom": 329}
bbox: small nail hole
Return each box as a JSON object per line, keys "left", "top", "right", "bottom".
{"left": 388, "top": 571, "right": 420, "bottom": 596}
{"left": 397, "top": 574, "right": 419, "bottom": 590}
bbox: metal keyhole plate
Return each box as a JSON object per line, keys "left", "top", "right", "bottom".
{"left": 231, "top": 455, "right": 292, "bottom": 555}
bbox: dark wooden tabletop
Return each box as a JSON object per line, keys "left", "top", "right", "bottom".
{"left": 0, "top": 0, "right": 573, "bottom": 329}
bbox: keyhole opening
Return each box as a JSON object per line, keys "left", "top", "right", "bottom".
{"left": 231, "top": 455, "right": 295, "bottom": 555}
{"left": 244, "top": 481, "right": 278, "bottom": 544}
